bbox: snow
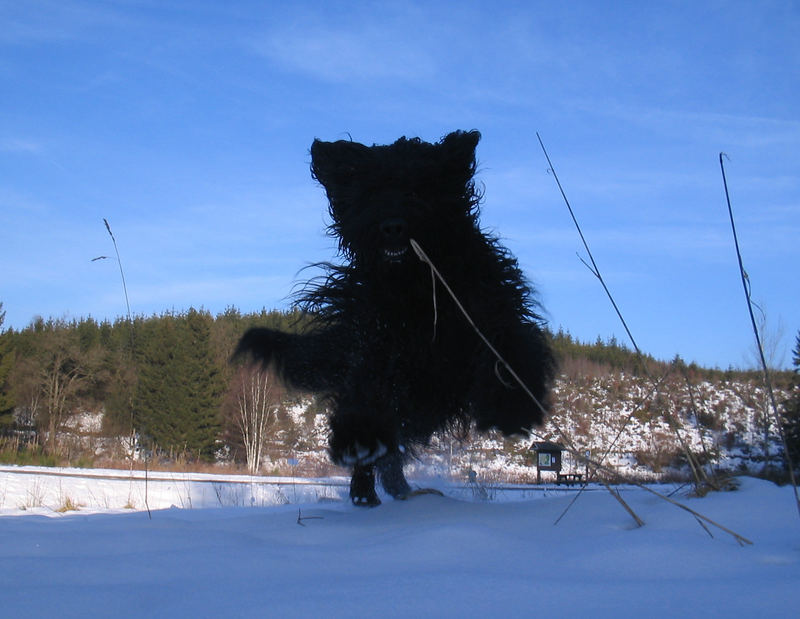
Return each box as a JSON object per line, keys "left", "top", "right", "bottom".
{"left": 1, "top": 466, "right": 798, "bottom": 617}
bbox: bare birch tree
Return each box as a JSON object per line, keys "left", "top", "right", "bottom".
{"left": 233, "top": 366, "right": 282, "bottom": 474}
{"left": 743, "top": 310, "right": 787, "bottom": 471}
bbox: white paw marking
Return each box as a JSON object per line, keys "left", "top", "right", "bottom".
{"left": 340, "top": 441, "right": 388, "bottom": 465}
{"left": 362, "top": 441, "right": 387, "bottom": 464}
{"left": 355, "top": 442, "right": 370, "bottom": 461}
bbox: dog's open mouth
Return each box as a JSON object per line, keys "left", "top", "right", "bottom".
{"left": 382, "top": 246, "right": 409, "bottom": 262}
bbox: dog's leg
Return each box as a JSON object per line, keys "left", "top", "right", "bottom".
{"left": 349, "top": 464, "right": 381, "bottom": 507}
{"left": 376, "top": 451, "right": 412, "bottom": 499}
{"left": 470, "top": 324, "right": 555, "bottom": 435}
{"left": 234, "top": 327, "right": 344, "bottom": 393}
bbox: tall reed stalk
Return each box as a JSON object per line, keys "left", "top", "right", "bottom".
{"left": 96, "top": 219, "right": 151, "bottom": 518}
{"left": 535, "top": 133, "right": 709, "bottom": 492}
{"left": 719, "top": 154, "right": 799, "bottom": 518}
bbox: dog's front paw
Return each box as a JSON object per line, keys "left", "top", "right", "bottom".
{"left": 336, "top": 439, "right": 388, "bottom": 466}
{"left": 233, "top": 327, "right": 286, "bottom": 367}
{"left": 349, "top": 465, "right": 381, "bottom": 507}
{"left": 329, "top": 415, "right": 396, "bottom": 467}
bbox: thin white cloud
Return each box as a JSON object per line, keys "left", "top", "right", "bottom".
{"left": 575, "top": 100, "right": 800, "bottom": 147}
{"left": 0, "top": 186, "right": 48, "bottom": 214}
{"left": 0, "top": 0, "right": 128, "bottom": 45}
{"left": 251, "top": 25, "right": 437, "bottom": 84}
{"left": 0, "top": 138, "right": 41, "bottom": 153}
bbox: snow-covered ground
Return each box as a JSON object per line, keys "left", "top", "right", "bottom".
{"left": 1, "top": 465, "right": 798, "bottom": 617}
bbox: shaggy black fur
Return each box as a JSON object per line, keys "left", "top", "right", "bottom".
{"left": 236, "top": 130, "right": 555, "bottom": 506}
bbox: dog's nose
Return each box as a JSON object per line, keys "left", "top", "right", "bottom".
{"left": 380, "top": 218, "right": 407, "bottom": 239}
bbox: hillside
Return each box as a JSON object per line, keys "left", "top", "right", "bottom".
{"left": 1, "top": 310, "right": 796, "bottom": 483}
{"left": 49, "top": 367, "right": 793, "bottom": 486}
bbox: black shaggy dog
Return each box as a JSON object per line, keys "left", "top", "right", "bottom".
{"left": 237, "top": 130, "right": 555, "bottom": 506}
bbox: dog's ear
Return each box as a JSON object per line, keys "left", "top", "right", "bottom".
{"left": 439, "top": 130, "right": 480, "bottom": 181}
{"left": 310, "top": 139, "right": 370, "bottom": 189}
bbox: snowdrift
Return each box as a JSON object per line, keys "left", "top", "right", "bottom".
{"left": 1, "top": 467, "right": 798, "bottom": 617}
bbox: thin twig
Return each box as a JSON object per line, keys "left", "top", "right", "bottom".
{"left": 297, "top": 509, "right": 324, "bottom": 526}
{"left": 694, "top": 515, "right": 715, "bottom": 539}
{"left": 99, "top": 219, "right": 150, "bottom": 519}
{"left": 679, "top": 365, "right": 718, "bottom": 487}
{"left": 409, "top": 239, "right": 547, "bottom": 416}
{"left": 556, "top": 440, "right": 751, "bottom": 544}
{"left": 553, "top": 369, "right": 670, "bottom": 526}
{"left": 410, "top": 237, "right": 753, "bottom": 545}
{"left": 553, "top": 483, "right": 587, "bottom": 525}
{"left": 536, "top": 133, "right": 707, "bottom": 492}
{"left": 719, "top": 153, "right": 800, "bottom": 518}
{"left": 102, "top": 219, "right": 133, "bottom": 341}
{"left": 535, "top": 133, "right": 642, "bottom": 358}
{"left": 604, "top": 482, "right": 645, "bottom": 527}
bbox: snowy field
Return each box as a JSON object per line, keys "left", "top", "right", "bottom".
{"left": 1, "top": 466, "right": 798, "bottom": 618}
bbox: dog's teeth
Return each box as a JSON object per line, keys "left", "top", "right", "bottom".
{"left": 384, "top": 247, "right": 408, "bottom": 259}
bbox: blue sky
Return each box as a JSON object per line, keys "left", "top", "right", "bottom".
{"left": 1, "top": 0, "right": 798, "bottom": 369}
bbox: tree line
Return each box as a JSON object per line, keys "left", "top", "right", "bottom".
{"left": 0, "top": 300, "right": 797, "bottom": 469}
{"left": 0, "top": 303, "right": 307, "bottom": 464}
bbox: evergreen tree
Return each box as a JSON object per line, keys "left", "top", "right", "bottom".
{"left": 180, "top": 309, "right": 224, "bottom": 460}
{"left": 794, "top": 332, "right": 800, "bottom": 369}
{"left": 133, "top": 310, "right": 224, "bottom": 461}
{"left": 99, "top": 317, "right": 138, "bottom": 439}
{"left": 0, "top": 303, "right": 16, "bottom": 428}
{"left": 782, "top": 331, "right": 800, "bottom": 468}
{"left": 133, "top": 313, "right": 180, "bottom": 455}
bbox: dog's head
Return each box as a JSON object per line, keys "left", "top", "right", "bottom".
{"left": 310, "top": 130, "right": 481, "bottom": 269}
